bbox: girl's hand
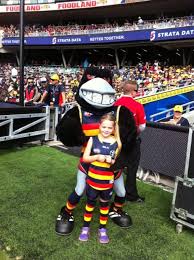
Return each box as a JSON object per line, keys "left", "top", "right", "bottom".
{"left": 96, "top": 154, "right": 106, "bottom": 162}
{"left": 105, "top": 156, "right": 115, "bottom": 164}
{"left": 105, "top": 155, "right": 112, "bottom": 164}
{"left": 111, "top": 159, "right": 115, "bottom": 165}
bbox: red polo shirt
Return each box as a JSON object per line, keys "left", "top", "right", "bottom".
{"left": 114, "top": 96, "right": 146, "bottom": 129}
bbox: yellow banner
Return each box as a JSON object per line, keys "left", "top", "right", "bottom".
{"left": 137, "top": 86, "right": 194, "bottom": 105}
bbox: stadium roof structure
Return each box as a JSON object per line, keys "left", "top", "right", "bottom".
{"left": 155, "top": 39, "right": 194, "bottom": 50}
{"left": 0, "top": 0, "right": 193, "bottom": 24}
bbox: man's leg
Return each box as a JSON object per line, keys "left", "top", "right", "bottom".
{"left": 55, "top": 169, "right": 86, "bottom": 235}
{"left": 125, "top": 139, "right": 144, "bottom": 202}
{"left": 109, "top": 173, "right": 132, "bottom": 228}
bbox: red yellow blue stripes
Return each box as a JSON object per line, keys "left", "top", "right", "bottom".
{"left": 66, "top": 201, "right": 76, "bottom": 211}
{"left": 114, "top": 202, "right": 124, "bottom": 208}
{"left": 91, "top": 161, "right": 111, "bottom": 168}
{"left": 89, "top": 167, "right": 113, "bottom": 176}
{"left": 100, "top": 207, "right": 109, "bottom": 215}
{"left": 84, "top": 212, "right": 93, "bottom": 222}
{"left": 100, "top": 215, "right": 108, "bottom": 225}
{"left": 88, "top": 171, "right": 113, "bottom": 181}
{"left": 83, "top": 129, "right": 99, "bottom": 137}
{"left": 87, "top": 179, "right": 113, "bottom": 190}
{"left": 82, "top": 123, "right": 100, "bottom": 137}
{"left": 86, "top": 204, "right": 94, "bottom": 212}
{"left": 82, "top": 123, "right": 99, "bottom": 130}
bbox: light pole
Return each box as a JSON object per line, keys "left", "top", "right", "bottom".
{"left": 19, "top": 0, "right": 25, "bottom": 106}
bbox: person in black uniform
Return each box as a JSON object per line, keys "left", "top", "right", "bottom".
{"left": 39, "top": 74, "right": 66, "bottom": 107}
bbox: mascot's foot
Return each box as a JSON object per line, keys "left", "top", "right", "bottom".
{"left": 55, "top": 209, "right": 74, "bottom": 236}
{"left": 109, "top": 205, "right": 132, "bottom": 228}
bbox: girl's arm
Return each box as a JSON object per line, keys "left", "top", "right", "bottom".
{"left": 83, "top": 137, "right": 105, "bottom": 163}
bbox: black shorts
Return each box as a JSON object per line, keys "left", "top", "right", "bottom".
{"left": 86, "top": 184, "right": 113, "bottom": 201}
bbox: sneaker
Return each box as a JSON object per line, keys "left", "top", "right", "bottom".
{"left": 55, "top": 210, "right": 74, "bottom": 236}
{"left": 98, "top": 228, "right": 109, "bottom": 244}
{"left": 79, "top": 227, "right": 90, "bottom": 242}
{"left": 109, "top": 205, "right": 132, "bottom": 228}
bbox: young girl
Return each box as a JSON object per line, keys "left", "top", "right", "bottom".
{"left": 79, "top": 112, "right": 121, "bottom": 244}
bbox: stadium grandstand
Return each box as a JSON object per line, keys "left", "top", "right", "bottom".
{"left": 0, "top": 0, "right": 194, "bottom": 108}
{"left": 0, "top": 0, "right": 194, "bottom": 64}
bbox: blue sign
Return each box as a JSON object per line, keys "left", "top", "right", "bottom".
{"left": 2, "top": 26, "right": 194, "bottom": 46}
{"left": 150, "top": 26, "right": 194, "bottom": 41}
{"left": 2, "top": 30, "right": 150, "bottom": 46}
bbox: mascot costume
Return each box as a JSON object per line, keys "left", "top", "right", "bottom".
{"left": 55, "top": 67, "right": 137, "bottom": 235}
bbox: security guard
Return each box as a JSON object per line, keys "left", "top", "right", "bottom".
{"left": 40, "top": 74, "right": 66, "bottom": 107}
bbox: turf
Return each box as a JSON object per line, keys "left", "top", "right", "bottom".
{"left": 0, "top": 146, "right": 194, "bottom": 260}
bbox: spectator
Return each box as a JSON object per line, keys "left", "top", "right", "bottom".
{"left": 162, "top": 105, "right": 190, "bottom": 127}
{"left": 0, "top": 63, "right": 194, "bottom": 103}
{"left": 137, "top": 16, "right": 144, "bottom": 25}
{"left": 1, "top": 14, "right": 193, "bottom": 38}
{"left": 40, "top": 74, "right": 66, "bottom": 107}
{"left": 25, "top": 77, "right": 41, "bottom": 105}
{"left": 6, "top": 81, "right": 19, "bottom": 103}
{"left": 11, "top": 67, "right": 18, "bottom": 79}
{"left": 66, "top": 91, "right": 75, "bottom": 103}
{"left": 38, "top": 77, "right": 48, "bottom": 98}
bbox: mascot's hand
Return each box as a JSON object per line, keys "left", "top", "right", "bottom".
{"left": 56, "top": 106, "right": 86, "bottom": 147}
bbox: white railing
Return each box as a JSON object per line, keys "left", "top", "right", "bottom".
{"left": 0, "top": 106, "right": 50, "bottom": 142}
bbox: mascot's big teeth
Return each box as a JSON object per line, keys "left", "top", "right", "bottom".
{"left": 86, "top": 91, "right": 93, "bottom": 100}
{"left": 102, "top": 95, "right": 115, "bottom": 105}
{"left": 110, "top": 97, "right": 115, "bottom": 103}
{"left": 102, "top": 95, "right": 110, "bottom": 105}
{"left": 92, "top": 93, "right": 102, "bottom": 103}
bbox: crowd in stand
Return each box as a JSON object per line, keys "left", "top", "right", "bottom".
{"left": 0, "top": 62, "right": 194, "bottom": 104}
{"left": 1, "top": 15, "right": 194, "bottom": 37}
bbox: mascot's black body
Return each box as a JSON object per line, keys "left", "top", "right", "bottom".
{"left": 55, "top": 68, "right": 137, "bottom": 235}
{"left": 56, "top": 99, "right": 137, "bottom": 171}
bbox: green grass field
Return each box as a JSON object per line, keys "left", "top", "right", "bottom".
{"left": 0, "top": 146, "right": 194, "bottom": 260}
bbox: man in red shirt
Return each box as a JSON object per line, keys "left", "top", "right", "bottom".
{"left": 114, "top": 80, "right": 146, "bottom": 202}
{"left": 25, "top": 77, "right": 41, "bottom": 105}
